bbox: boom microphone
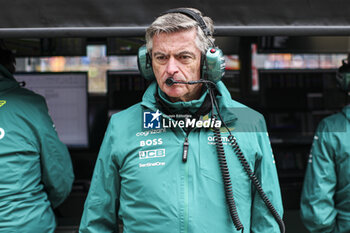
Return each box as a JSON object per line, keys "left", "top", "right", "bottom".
{"left": 165, "top": 77, "right": 216, "bottom": 87}
{"left": 165, "top": 77, "right": 177, "bottom": 86}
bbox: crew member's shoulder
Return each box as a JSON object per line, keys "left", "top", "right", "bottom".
{"left": 229, "top": 99, "right": 265, "bottom": 124}
{"left": 317, "top": 110, "right": 347, "bottom": 133}
{"left": 323, "top": 111, "right": 345, "bottom": 124}
{"left": 10, "top": 86, "right": 47, "bottom": 109}
{"left": 109, "top": 103, "right": 143, "bottom": 124}
{"left": 217, "top": 81, "right": 265, "bottom": 124}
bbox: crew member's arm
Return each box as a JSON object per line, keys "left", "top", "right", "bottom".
{"left": 79, "top": 119, "right": 120, "bottom": 233}
{"left": 300, "top": 121, "right": 337, "bottom": 232}
{"left": 251, "top": 117, "right": 284, "bottom": 233}
{"left": 37, "top": 97, "right": 74, "bottom": 208}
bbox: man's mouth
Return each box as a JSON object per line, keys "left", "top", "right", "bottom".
{"left": 165, "top": 77, "right": 186, "bottom": 86}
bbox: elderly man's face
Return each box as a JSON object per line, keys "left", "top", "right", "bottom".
{"left": 151, "top": 28, "right": 202, "bottom": 102}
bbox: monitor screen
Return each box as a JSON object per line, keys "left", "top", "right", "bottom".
{"left": 107, "top": 70, "right": 149, "bottom": 110}
{"left": 14, "top": 72, "right": 89, "bottom": 148}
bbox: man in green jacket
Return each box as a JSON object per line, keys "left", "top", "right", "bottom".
{"left": 0, "top": 47, "right": 74, "bottom": 232}
{"left": 300, "top": 59, "right": 350, "bottom": 233}
{"left": 80, "top": 8, "right": 283, "bottom": 233}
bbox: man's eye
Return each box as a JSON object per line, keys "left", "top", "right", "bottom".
{"left": 179, "top": 55, "right": 192, "bottom": 63}
{"left": 155, "top": 56, "right": 167, "bottom": 61}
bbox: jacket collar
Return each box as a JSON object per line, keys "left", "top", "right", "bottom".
{"left": 156, "top": 86, "right": 209, "bottom": 115}
{"left": 141, "top": 81, "right": 238, "bottom": 123}
{"left": 214, "top": 81, "right": 238, "bottom": 123}
{"left": 141, "top": 81, "right": 158, "bottom": 110}
{"left": 0, "top": 65, "right": 19, "bottom": 93}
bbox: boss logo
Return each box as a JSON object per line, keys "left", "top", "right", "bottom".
{"left": 140, "top": 138, "right": 163, "bottom": 147}
{"left": 0, "top": 128, "right": 5, "bottom": 140}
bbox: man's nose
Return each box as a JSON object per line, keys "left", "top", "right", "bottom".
{"left": 165, "top": 56, "right": 179, "bottom": 76}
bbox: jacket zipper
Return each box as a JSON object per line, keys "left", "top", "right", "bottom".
{"left": 182, "top": 130, "right": 191, "bottom": 233}
{"left": 178, "top": 128, "right": 191, "bottom": 233}
{"left": 182, "top": 123, "right": 193, "bottom": 163}
{"left": 182, "top": 137, "right": 189, "bottom": 162}
{"left": 184, "top": 155, "right": 189, "bottom": 233}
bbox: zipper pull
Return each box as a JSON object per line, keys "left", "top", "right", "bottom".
{"left": 182, "top": 137, "right": 189, "bottom": 162}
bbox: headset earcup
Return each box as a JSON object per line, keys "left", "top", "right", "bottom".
{"left": 202, "top": 47, "right": 225, "bottom": 83}
{"left": 137, "top": 45, "right": 155, "bottom": 81}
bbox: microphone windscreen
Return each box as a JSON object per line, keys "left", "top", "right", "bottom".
{"left": 165, "top": 77, "right": 175, "bottom": 86}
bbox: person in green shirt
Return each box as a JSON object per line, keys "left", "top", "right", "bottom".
{"left": 0, "top": 46, "right": 74, "bottom": 232}
{"left": 80, "top": 8, "right": 283, "bottom": 233}
{"left": 301, "top": 57, "right": 350, "bottom": 233}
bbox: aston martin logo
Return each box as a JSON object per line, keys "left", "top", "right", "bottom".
{"left": 0, "top": 100, "right": 6, "bottom": 108}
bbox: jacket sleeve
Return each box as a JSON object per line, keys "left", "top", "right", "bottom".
{"left": 300, "top": 120, "right": 337, "bottom": 232}
{"left": 37, "top": 98, "right": 74, "bottom": 208}
{"left": 79, "top": 119, "right": 120, "bottom": 233}
{"left": 251, "top": 117, "right": 284, "bottom": 233}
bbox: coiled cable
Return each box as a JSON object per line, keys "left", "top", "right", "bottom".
{"left": 207, "top": 84, "right": 285, "bottom": 233}
{"left": 206, "top": 84, "right": 243, "bottom": 232}
{"left": 213, "top": 125, "right": 244, "bottom": 233}
{"left": 227, "top": 134, "right": 285, "bottom": 233}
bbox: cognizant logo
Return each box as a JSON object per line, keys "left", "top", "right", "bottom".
{"left": 0, "top": 128, "right": 5, "bottom": 140}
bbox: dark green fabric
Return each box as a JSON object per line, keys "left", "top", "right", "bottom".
{"left": 301, "top": 105, "right": 350, "bottom": 233}
{"left": 0, "top": 67, "right": 74, "bottom": 232}
{"left": 80, "top": 81, "right": 283, "bottom": 233}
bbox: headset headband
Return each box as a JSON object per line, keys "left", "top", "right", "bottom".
{"left": 162, "top": 8, "right": 212, "bottom": 37}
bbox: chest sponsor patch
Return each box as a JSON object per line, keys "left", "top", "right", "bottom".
{"left": 139, "top": 161, "right": 166, "bottom": 168}
{"left": 207, "top": 135, "right": 229, "bottom": 145}
{"left": 140, "top": 138, "right": 163, "bottom": 147}
{"left": 136, "top": 128, "right": 166, "bottom": 137}
{"left": 139, "top": 149, "right": 165, "bottom": 159}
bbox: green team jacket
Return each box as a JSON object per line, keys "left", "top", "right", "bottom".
{"left": 301, "top": 106, "right": 350, "bottom": 233}
{"left": 79, "top": 81, "right": 283, "bottom": 233}
{"left": 0, "top": 65, "right": 74, "bottom": 232}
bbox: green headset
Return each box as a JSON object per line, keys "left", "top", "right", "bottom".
{"left": 137, "top": 8, "right": 225, "bottom": 83}
{"left": 336, "top": 56, "right": 350, "bottom": 92}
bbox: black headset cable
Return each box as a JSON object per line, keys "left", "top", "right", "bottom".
{"left": 207, "top": 85, "right": 244, "bottom": 232}
{"left": 211, "top": 85, "right": 285, "bottom": 233}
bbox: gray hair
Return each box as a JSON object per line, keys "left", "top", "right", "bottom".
{"left": 145, "top": 8, "right": 215, "bottom": 54}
